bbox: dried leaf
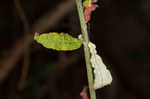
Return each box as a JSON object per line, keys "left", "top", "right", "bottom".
{"left": 80, "top": 86, "right": 89, "bottom": 99}
{"left": 83, "top": 0, "right": 98, "bottom": 22}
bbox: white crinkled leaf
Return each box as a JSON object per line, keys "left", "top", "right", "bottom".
{"left": 88, "top": 42, "right": 112, "bottom": 89}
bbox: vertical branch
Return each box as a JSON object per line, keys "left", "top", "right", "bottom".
{"left": 75, "top": 0, "right": 96, "bottom": 99}
{"left": 14, "top": 0, "right": 30, "bottom": 91}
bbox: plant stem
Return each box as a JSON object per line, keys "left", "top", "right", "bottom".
{"left": 75, "top": 0, "right": 96, "bottom": 99}
{"left": 14, "top": 0, "right": 30, "bottom": 91}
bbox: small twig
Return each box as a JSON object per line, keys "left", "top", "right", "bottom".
{"left": 14, "top": 0, "right": 30, "bottom": 91}
{"left": 0, "top": 35, "right": 32, "bottom": 83}
{"left": 32, "top": 0, "right": 75, "bottom": 32}
{"left": 75, "top": 0, "right": 96, "bottom": 99}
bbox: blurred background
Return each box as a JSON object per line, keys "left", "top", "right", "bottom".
{"left": 0, "top": 0, "right": 150, "bottom": 99}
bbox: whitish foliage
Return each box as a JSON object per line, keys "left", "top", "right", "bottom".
{"left": 88, "top": 42, "right": 112, "bottom": 89}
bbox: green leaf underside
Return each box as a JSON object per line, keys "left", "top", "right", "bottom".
{"left": 34, "top": 32, "right": 82, "bottom": 51}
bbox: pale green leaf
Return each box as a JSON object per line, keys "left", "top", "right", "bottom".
{"left": 34, "top": 32, "right": 82, "bottom": 51}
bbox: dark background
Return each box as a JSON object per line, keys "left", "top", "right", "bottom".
{"left": 0, "top": 0, "right": 150, "bottom": 99}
